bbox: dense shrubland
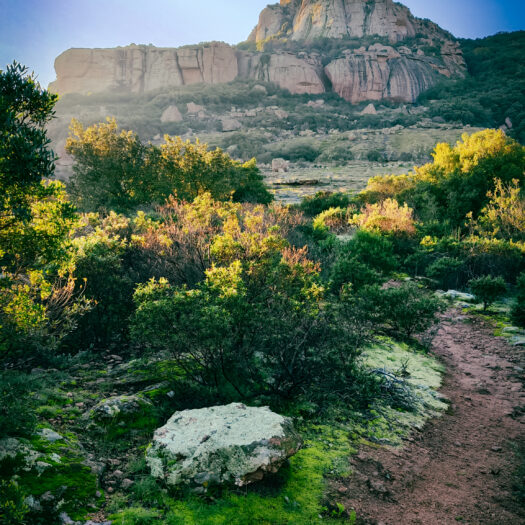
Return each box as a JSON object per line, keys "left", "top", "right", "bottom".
{"left": 1, "top": 64, "right": 524, "bottom": 524}
{"left": 419, "top": 31, "right": 525, "bottom": 143}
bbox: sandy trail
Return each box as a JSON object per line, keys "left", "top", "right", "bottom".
{"left": 336, "top": 310, "right": 525, "bottom": 525}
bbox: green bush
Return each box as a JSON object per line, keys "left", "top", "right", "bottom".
{"left": 130, "top": 197, "right": 375, "bottom": 407}
{"left": 425, "top": 257, "right": 464, "bottom": 290}
{"left": 0, "top": 481, "right": 29, "bottom": 525}
{"left": 511, "top": 272, "right": 525, "bottom": 327}
{"left": 67, "top": 119, "right": 272, "bottom": 212}
{"left": 366, "top": 149, "right": 386, "bottom": 162}
{"left": 329, "top": 256, "right": 382, "bottom": 294}
{"left": 298, "top": 192, "right": 353, "bottom": 217}
{"left": 469, "top": 275, "right": 507, "bottom": 311}
{"left": 0, "top": 372, "right": 38, "bottom": 438}
{"left": 345, "top": 230, "right": 398, "bottom": 275}
{"left": 359, "top": 282, "right": 446, "bottom": 340}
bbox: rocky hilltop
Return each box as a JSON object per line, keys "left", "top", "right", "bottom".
{"left": 50, "top": 0, "right": 466, "bottom": 104}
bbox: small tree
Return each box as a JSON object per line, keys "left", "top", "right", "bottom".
{"left": 469, "top": 275, "right": 507, "bottom": 311}
{"left": 0, "top": 64, "right": 87, "bottom": 359}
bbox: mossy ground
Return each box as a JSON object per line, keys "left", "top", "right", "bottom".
{"left": 2, "top": 335, "right": 448, "bottom": 524}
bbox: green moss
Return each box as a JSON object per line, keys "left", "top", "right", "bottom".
{"left": 111, "top": 425, "right": 354, "bottom": 525}
{"left": 6, "top": 437, "right": 100, "bottom": 521}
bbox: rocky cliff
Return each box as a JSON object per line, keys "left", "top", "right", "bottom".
{"left": 49, "top": 42, "right": 239, "bottom": 95}
{"left": 50, "top": 0, "right": 466, "bottom": 104}
{"left": 248, "top": 0, "right": 445, "bottom": 43}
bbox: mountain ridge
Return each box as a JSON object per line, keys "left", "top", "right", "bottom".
{"left": 49, "top": 0, "right": 465, "bottom": 104}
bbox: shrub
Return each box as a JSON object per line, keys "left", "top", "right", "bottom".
{"left": 329, "top": 257, "right": 382, "bottom": 295}
{"left": 359, "top": 282, "right": 446, "bottom": 340}
{"left": 366, "top": 149, "right": 386, "bottom": 162}
{"left": 512, "top": 272, "right": 525, "bottom": 327}
{"left": 298, "top": 192, "right": 353, "bottom": 217}
{"left": 425, "top": 257, "right": 464, "bottom": 290}
{"left": 469, "top": 275, "right": 507, "bottom": 311}
{"left": 0, "top": 481, "right": 29, "bottom": 525}
{"left": 313, "top": 207, "right": 349, "bottom": 235}
{"left": 66, "top": 119, "right": 272, "bottom": 212}
{"left": 0, "top": 372, "right": 38, "bottom": 438}
{"left": 131, "top": 197, "right": 374, "bottom": 406}
{"left": 345, "top": 230, "right": 398, "bottom": 274}
{"left": 352, "top": 199, "right": 416, "bottom": 235}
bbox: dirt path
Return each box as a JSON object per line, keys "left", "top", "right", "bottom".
{"left": 336, "top": 310, "right": 525, "bottom": 525}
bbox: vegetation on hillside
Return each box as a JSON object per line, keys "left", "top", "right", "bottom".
{"left": 419, "top": 31, "right": 525, "bottom": 143}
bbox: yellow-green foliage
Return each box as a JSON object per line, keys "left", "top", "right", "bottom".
{"left": 360, "top": 129, "right": 525, "bottom": 229}
{"left": 352, "top": 199, "right": 416, "bottom": 235}
{"left": 66, "top": 118, "right": 272, "bottom": 213}
{"left": 313, "top": 207, "right": 349, "bottom": 234}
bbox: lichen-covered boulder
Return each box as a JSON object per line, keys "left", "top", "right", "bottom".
{"left": 146, "top": 403, "right": 302, "bottom": 490}
{"left": 87, "top": 395, "right": 152, "bottom": 423}
{"left": 441, "top": 290, "right": 476, "bottom": 302}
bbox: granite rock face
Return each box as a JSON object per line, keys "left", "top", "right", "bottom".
{"left": 249, "top": 0, "right": 450, "bottom": 44}
{"left": 325, "top": 46, "right": 440, "bottom": 103}
{"left": 50, "top": 1, "right": 466, "bottom": 104}
{"left": 145, "top": 403, "right": 302, "bottom": 490}
{"left": 49, "top": 42, "right": 238, "bottom": 95}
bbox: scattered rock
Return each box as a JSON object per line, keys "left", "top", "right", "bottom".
{"left": 186, "top": 102, "right": 204, "bottom": 115}
{"left": 272, "top": 158, "right": 290, "bottom": 173}
{"left": 146, "top": 403, "right": 302, "bottom": 490}
{"left": 37, "top": 428, "right": 64, "bottom": 443}
{"left": 361, "top": 103, "right": 377, "bottom": 115}
{"left": 121, "top": 478, "right": 134, "bottom": 489}
{"left": 87, "top": 395, "right": 152, "bottom": 423}
{"left": 160, "top": 105, "right": 183, "bottom": 123}
{"left": 441, "top": 290, "right": 476, "bottom": 302}
{"left": 220, "top": 117, "right": 242, "bottom": 132}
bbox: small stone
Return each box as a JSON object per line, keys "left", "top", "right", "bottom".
{"left": 337, "top": 486, "right": 348, "bottom": 494}
{"left": 37, "top": 428, "right": 64, "bottom": 443}
{"left": 112, "top": 469, "right": 124, "bottom": 478}
{"left": 95, "top": 490, "right": 102, "bottom": 498}
{"left": 121, "top": 478, "right": 134, "bottom": 489}
{"left": 59, "top": 513, "right": 74, "bottom": 525}
{"left": 491, "top": 446, "right": 502, "bottom": 452}
{"left": 107, "top": 486, "right": 114, "bottom": 494}
{"left": 40, "top": 491, "right": 55, "bottom": 502}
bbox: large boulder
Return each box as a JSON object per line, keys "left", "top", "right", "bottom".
{"left": 146, "top": 403, "right": 302, "bottom": 490}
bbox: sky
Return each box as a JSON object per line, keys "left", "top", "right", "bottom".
{"left": 1, "top": 0, "right": 524, "bottom": 88}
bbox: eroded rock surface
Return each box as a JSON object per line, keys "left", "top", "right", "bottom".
{"left": 146, "top": 403, "right": 302, "bottom": 490}
{"left": 49, "top": 1, "right": 466, "bottom": 104}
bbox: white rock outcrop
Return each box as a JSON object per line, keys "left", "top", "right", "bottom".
{"left": 146, "top": 403, "right": 302, "bottom": 490}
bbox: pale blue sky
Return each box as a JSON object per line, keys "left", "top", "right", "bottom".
{"left": 1, "top": 0, "right": 524, "bottom": 87}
